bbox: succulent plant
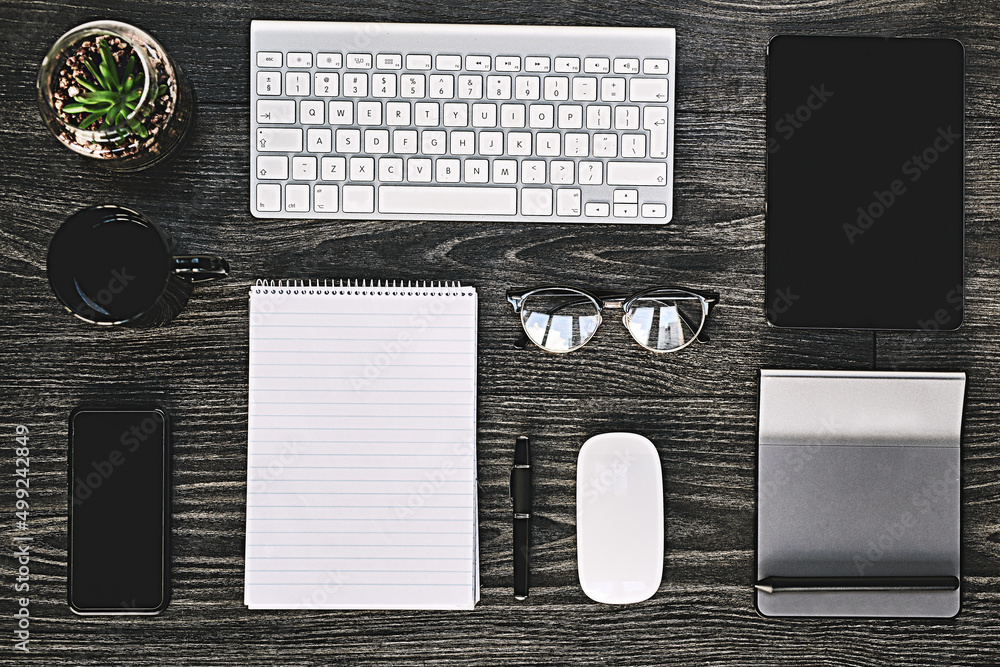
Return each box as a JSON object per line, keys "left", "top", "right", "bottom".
{"left": 61, "top": 37, "right": 166, "bottom": 138}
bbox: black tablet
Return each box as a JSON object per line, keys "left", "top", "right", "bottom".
{"left": 765, "top": 36, "right": 964, "bottom": 330}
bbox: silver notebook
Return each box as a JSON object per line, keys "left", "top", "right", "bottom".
{"left": 757, "top": 370, "right": 965, "bottom": 618}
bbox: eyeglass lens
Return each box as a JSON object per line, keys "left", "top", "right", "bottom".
{"left": 519, "top": 288, "right": 601, "bottom": 353}
{"left": 624, "top": 290, "right": 705, "bottom": 352}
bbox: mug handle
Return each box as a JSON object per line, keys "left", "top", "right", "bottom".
{"left": 173, "top": 255, "right": 230, "bottom": 283}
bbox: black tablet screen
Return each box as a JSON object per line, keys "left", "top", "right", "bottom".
{"left": 765, "top": 36, "right": 964, "bottom": 330}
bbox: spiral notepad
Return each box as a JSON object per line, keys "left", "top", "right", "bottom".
{"left": 245, "top": 280, "right": 479, "bottom": 609}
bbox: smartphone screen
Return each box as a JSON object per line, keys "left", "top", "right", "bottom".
{"left": 68, "top": 408, "right": 169, "bottom": 614}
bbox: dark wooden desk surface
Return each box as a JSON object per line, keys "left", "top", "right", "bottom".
{"left": 2, "top": 0, "right": 999, "bottom": 664}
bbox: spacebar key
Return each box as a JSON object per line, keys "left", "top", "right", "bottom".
{"left": 379, "top": 186, "right": 517, "bottom": 215}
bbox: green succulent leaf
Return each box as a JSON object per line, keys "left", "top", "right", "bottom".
{"left": 73, "top": 76, "right": 98, "bottom": 93}
{"left": 78, "top": 111, "right": 105, "bottom": 129}
{"left": 98, "top": 39, "right": 120, "bottom": 89}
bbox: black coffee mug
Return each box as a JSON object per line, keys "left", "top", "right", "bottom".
{"left": 48, "top": 205, "right": 229, "bottom": 327}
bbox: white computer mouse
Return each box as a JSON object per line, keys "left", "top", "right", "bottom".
{"left": 577, "top": 432, "right": 664, "bottom": 604}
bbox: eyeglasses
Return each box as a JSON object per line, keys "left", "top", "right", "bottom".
{"left": 506, "top": 286, "right": 719, "bottom": 354}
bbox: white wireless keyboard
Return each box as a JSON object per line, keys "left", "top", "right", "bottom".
{"left": 250, "top": 21, "right": 675, "bottom": 223}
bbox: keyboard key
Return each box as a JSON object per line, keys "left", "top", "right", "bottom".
{"left": 528, "top": 104, "right": 554, "bottom": 129}
{"left": 536, "top": 132, "right": 560, "bottom": 156}
{"left": 422, "top": 130, "right": 446, "bottom": 154}
{"left": 643, "top": 58, "right": 670, "bottom": 74}
{"left": 607, "top": 162, "right": 667, "bottom": 186}
{"left": 256, "top": 72, "right": 280, "bottom": 95}
{"left": 285, "top": 72, "right": 310, "bottom": 96}
{"left": 406, "top": 54, "right": 432, "bottom": 70}
{"left": 350, "top": 157, "right": 375, "bottom": 180}
{"left": 301, "top": 100, "right": 324, "bottom": 124}
{"left": 321, "top": 156, "right": 346, "bottom": 180}
{"left": 584, "top": 57, "right": 610, "bottom": 73}
{"left": 525, "top": 56, "right": 551, "bottom": 72}
{"left": 346, "top": 53, "right": 373, "bottom": 69}
{"left": 335, "top": 128, "right": 360, "bottom": 152}
{"left": 613, "top": 203, "right": 638, "bottom": 217}
{"left": 257, "top": 100, "right": 295, "bottom": 124}
{"left": 415, "top": 102, "right": 439, "bottom": 126}
{"left": 479, "top": 131, "right": 503, "bottom": 155}
{"left": 436, "top": 54, "right": 462, "bottom": 70}
{"left": 543, "top": 77, "right": 569, "bottom": 100}
{"left": 364, "top": 129, "right": 390, "bottom": 153}
{"left": 601, "top": 77, "right": 626, "bottom": 102}
{"left": 613, "top": 189, "right": 638, "bottom": 203}
{"left": 615, "top": 105, "right": 640, "bottom": 130}
{"left": 558, "top": 105, "right": 583, "bottom": 129}
{"left": 343, "top": 185, "right": 375, "bottom": 213}
{"left": 285, "top": 184, "right": 309, "bottom": 211}
{"left": 344, "top": 73, "right": 368, "bottom": 97}
{"left": 496, "top": 56, "right": 521, "bottom": 72}
{"left": 622, "top": 134, "right": 647, "bottom": 158}
{"left": 314, "top": 72, "right": 339, "bottom": 97}
{"left": 472, "top": 103, "right": 497, "bottom": 128}
{"left": 436, "top": 158, "right": 461, "bottom": 183}
{"left": 586, "top": 105, "right": 611, "bottom": 130}
{"left": 257, "top": 128, "right": 302, "bottom": 152}
{"left": 387, "top": 101, "right": 410, "bottom": 125}
{"left": 514, "top": 76, "right": 540, "bottom": 100}
{"left": 402, "top": 74, "right": 426, "bottom": 98}
{"left": 451, "top": 130, "right": 475, "bottom": 155}
{"left": 372, "top": 74, "right": 397, "bottom": 97}
{"left": 522, "top": 160, "right": 545, "bottom": 183}
{"left": 557, "top": 188, "right": 582, "bottom": 216}
{"left": 508, "top": 132, "right": 531, "bottom": 156}
{"left": 641, "top": 203, "right": 667, "bottom": 218}
{"left": 564, "top": 133, "right": 589, "bottom": 156}
{"left": 486, "top": 75, "right": 512, "bottom": 100}
{"left": 394, "top": 130, "right": 418, "bottom": 153}
{"left": 443, "top": 102, "right": 468, "bottom": 127}
{"left": 379, "top": 157, "right": 404, "bottom": 181}
{"left": 572, "top": 77, "right": 597, "bottom": 102}
{"left": 358, "top": 101, "right": 382, "bottom": 125}
{"left": 613, "top": 58, "right": 640, "bottom": 74}
{"left": 550, "top": 160, "right": 574, "bottom": 184}
{"left": 458, "top": 75, "right": 483, "bottom": 100}
{"left": 522, "top": 188, "right": 553, "bottom": 215}
{"left": 494, "top": 159, "right": 517, "bottom": 183}
{"left": 313, "top": 185, "right": 337, "bottom": 213}
{"left": 256, "top": 183, "right": 281, "bottom": 212}
{"left": 466, "top": 55, "right": 491, "bottom": 71}
{"left": 593, "top": 133, "right": 617, "bottom": 157}
{"left": 643, "top": 107, "right": 669, "bottom": 158}
{"left": 554, "top": 57, "right": 580, "bottom": 73}
{"left": 579, "top": 161, "right": 603, "bottom": 184}
{"left": 379, "top": 186, "right": 517, "bottom": 215}
{"left": 585, "top": 201, "right": 610, "bottom": 217}
{"left": 376, "top": 54, "right": 402, "bottom": 69}
{"left": 314, "top": 185, "right": 338, "bottom": 212}
{"left": 287, "top": 52, "right": 312, "bottom": 68}
{"left": 500, "top": 104, "right": 526, "bottom": 128}
{"left": 465, "top": 159, "right": 489, "bottom": 183}
{"left": 407, "top": 158, "right": 432, "bottom": 182}
{"left": 292, "top": 156, "right": 318, "bottom": 180}
{"left": 256, "top": 155, "right": 288, "bottom": 180}
{"left": 629, "top": 78, "right": 669, "bottom": 102}
{"left": 317, "top": 52, "right": 343, "bottom": 68}
{"left": 430, "top": 75, "right": 455, "bottom": 98}
{"left": 328, "top": 101, "right": 353, "bottom": 124}
{"left": 257, "top": 51, "right": 282, "bottom": 68}
{"left": 307, "top": 128, "right": 333, "bottom": 152}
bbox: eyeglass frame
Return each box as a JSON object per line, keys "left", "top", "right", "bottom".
{"left": 506, "top": 285, "right": 720, "bottom": 353}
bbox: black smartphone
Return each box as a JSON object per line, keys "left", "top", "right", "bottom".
{"left": 68, "top": 408, "right": 170, "bottom": 614}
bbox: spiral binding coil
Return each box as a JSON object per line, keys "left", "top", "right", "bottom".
{"left": 250, "top": 279, "right": 472, "bottom": 297}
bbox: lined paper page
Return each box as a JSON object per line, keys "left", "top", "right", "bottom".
{"left": 246, "top": 283, "right": 478, "bottom": 609}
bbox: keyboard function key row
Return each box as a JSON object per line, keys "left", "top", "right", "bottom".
{"left": 256, "top": 53, "right": 669, "bottom": 75}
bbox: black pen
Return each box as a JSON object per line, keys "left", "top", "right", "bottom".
{"left": 509, "top": 436, "right": 531, "bottom": 600}
{"left": 755, "top": 575, "right": 960, "bottom": 593}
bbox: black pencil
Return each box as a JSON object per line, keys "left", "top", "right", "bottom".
{"left": 754, "top": 576, "right": 960, "bottom": 593}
